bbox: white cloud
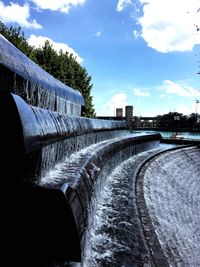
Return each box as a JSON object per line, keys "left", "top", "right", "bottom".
{"left": 161, "top": 80, "right": 200, "bottom": 97}
{"left": 117, "top": 0, "right": 132, "bottom": 12}
{"left": 159, "top": 94, "right": 166, "bottom": 98}
{"left": 31, "top": 0, "right": 86, "bottom": 13}
{"left": 103, "top": 93, "right": 128, "bottom": 116}
{"left": 28, "top": 34, "right": 83, "bottom": 63}
{"left": 138, "top": 0, "right": 200, "bottom": 52}
{"left": 133, "top": 30, "right": 140, "bottom": 39}
{"left": 95, "top": 31, "right": 101, "bottom": 37}
{"left": 134, "top": 88, "right": 150, "bottom": 97}
{"left": 0, "top": 1, "right": 42, "bottom": 29}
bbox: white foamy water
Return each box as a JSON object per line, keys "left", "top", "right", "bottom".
{"left": 82, "top": 148, "right": 164, "bottom": 267}
{"left": 143, "top": 147, "right": 200, "bottom": 266}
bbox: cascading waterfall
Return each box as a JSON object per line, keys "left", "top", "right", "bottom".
{"left": 39, "top": 138, "right": 163, "bottom": 266}
{"left": 0, "top": 34, "right": 84, "bottom": 115}
{"left": 2, "top": 33, "right": 199, "bottom": 267}
{"left": 39, "top": 130, "right": 135, "bottom": 180}
{"left": 142, "top": 146, "right": 200, "bottom": 267}
{"left": 20, "top": 81, "right": 82, "bottom": 116}
{"left": 82, "top": 147, "right": 173, "bottom": 267}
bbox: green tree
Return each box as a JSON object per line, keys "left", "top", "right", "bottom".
{"left": 155, "top": 112, "right": 199, "bottom": 129}
{"left": 184, "top": 113, "right": 197, "bottom": 127}
{"left": 155, "top": 112, "right": 183, "bottom": 128}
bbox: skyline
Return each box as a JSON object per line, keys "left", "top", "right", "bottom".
{"left": 0, "top": 0, "right": 200, "bottom": 116}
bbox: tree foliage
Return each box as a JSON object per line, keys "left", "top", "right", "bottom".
{"left": 0, "top": 21, "right": 95, "bottom": 117}
{"left": 155, "top": 112, "right": 199, "bottom": 129}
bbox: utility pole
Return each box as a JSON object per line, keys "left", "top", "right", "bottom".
{"left": 195, "top": 100, "right": 199, "bottom": 117}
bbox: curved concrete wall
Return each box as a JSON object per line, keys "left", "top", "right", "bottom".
{"left": 40, "top": 135, "right": 161, "bottom": 245}
{"left": 0, "top": 90, "right": 126, "bottom": 264}
{"left": 2, "top": 92, "right": 161, "bottom": 264}
{"left": 9, "top": 185, "right": 81, "bottom": 264}
{"left": 11, "top": 92, "right": 127, "bottom": 153}
{"left": 0, "top": 34, "right": 84, "bottom": 115}
{"left": 1, "top": 89, "right": 163, "bottom": 264}
{"left": 0, "top": 37, "right": 163, "bottom": 265}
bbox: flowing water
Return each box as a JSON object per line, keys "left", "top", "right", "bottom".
{"left": 2, "top": 34, "right": 199, "bottom": 267}
{"left": 39, "top": 143, "right": 200, "bottom": 267}
{"left": 142, "top": 147, "right": 200, "bottom": 267}
{"left": 82, "top": 148, "right": 163, "bottom": 267}
{"left": 0, "top": 34, "right": 84, "bottom": 115}
{"left": 40, "top": 144, "right": 173, "bottom": 267}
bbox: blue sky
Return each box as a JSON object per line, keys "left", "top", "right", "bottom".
{"left": 0, "top": 0, "right": 200, "bottom": 116}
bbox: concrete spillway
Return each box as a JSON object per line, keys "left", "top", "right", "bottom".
{"left": 1, "top": 34, "right": 199, "bottom": 267}
{"left": 2, "top": 87, "right": 163, "bottom": 266}
{"left": 81, "top": 146, "right": 200, "bottom": 267}
{"left": 138, "top": 146, "right": 200, "bottom": 267}
{"left": 1, "top": 73, "right": 162, "bottom": 266}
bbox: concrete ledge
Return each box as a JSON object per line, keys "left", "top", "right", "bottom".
{"left": 162, "top": 137, "right": 200, "bottom": 145}
{"left": 7, "top": 185, "right": 81, "bottom": 264}
{"left": 12, "top": 92, "right": 127, "bottom": 153}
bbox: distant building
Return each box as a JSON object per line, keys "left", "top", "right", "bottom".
{"left": 125, "top": 106, "right": 133, "bottom": 126}
{"left": 116, "top": 108, "right": 123, "bottom": 118}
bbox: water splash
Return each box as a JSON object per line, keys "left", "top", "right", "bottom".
{"left": 82, "top": 148, "right": 165, "bottom": 267}
{"left": 143, "top": 147, "right": 200, "bottom": 266}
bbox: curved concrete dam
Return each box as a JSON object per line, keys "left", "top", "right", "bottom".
{"left": 1, "top": 90, "right": 166, "bottom": 266}
{"left": 1, "top": 35, "right": 199, "bottom": 267}
{"left": 4, "top": 89, "right": 162, "bottom": 265}
{"left": 2, "top": 89, "right": 163, "bottom": 266}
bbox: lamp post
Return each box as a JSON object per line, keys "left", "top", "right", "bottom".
{"left": 195, "top": 100, "right": 199, "bottom": 117}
